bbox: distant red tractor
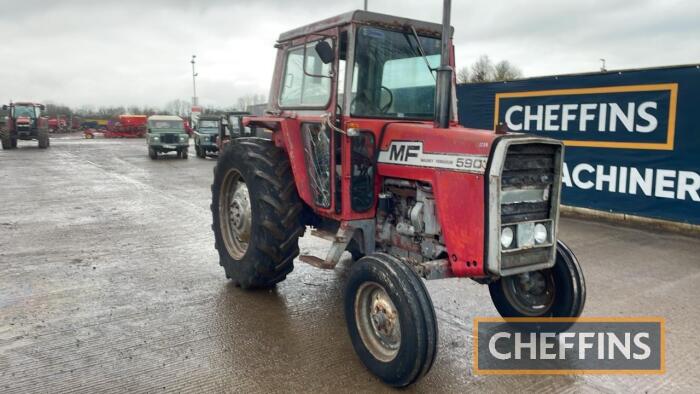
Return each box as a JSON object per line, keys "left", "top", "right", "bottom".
{"left": 104, "top": 115, "right": 148, "bottom": 138}
{"left": 1, "top": 102, "right": 50, "bottom": 149}
{"left": 48, "top": 115, "right": 68, "bottom": 133}
{"left": 210, "top": 1, "right": 585, "bottom": 387}
{"left": 48, "top": 117, "right": 59, "bottom": 132}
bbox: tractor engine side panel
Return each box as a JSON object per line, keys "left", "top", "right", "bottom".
{"left": 377, "top": 163, "right": 486, "bottom": 277}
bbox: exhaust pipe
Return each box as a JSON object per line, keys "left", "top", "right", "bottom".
{"left": 434, "top": 0, "right": 452, "bottom": 129}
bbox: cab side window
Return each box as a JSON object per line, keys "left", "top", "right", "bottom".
{"left": 280, "top": 41, "right": 332, "bottom": 107}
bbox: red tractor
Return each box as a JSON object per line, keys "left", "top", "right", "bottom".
{"left": 210, "top": 1, "right": 585, "bottom": 387}
{"left": 1, "top": 102, "right": 50, "bottom": 149}
{"left": 105, "top": 115, "right": 147, "bottom": 138}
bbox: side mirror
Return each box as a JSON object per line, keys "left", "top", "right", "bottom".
{"left": 39, "top": 104, "right": 46, "bottom": 110}
{"left": 2, "top": 105, "right": 7, "bottom": 110}
{"left": 147, "top": 128, "right": 151, "bottom": 133}
{"left": 315, "top": 40, "right": 334, "bottom": 64}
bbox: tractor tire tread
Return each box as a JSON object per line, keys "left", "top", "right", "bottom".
{"left": 211, "top": 138, "right": 303, "bottom": 289}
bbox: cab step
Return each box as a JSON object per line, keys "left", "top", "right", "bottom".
{"left": 298, "top": 254, "right": 336, "bottom": 269}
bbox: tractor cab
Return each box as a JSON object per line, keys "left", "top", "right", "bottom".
{"left": 248, "top": 10, "right": 456, "bottom": 219}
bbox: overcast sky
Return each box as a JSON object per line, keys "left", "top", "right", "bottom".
{"left": 0, "top": 0, "right": 697, "bottom": 109}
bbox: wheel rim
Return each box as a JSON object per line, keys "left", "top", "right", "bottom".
{"left": 219, "top": 169, "right": 252, "bottom": 259}
{"left": 502, "top": 270, "right": 556, "bottom": 316}
{"left": 354, "top": 282, "right": 401, "bottom": 362}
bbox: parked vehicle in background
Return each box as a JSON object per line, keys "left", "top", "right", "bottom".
{"left": 48, "top": 117, "right": 59, "bottom": 133}
{"left": 83, "top": 128, "right": 104, "bottom": 139}
{"left": 81, "top": 119, "right": 99, "bottom": 129}
{"left": 193, "top": 115, "right": 220, "bottom": 158}
{"left": 105, "top": 115, "right": 147, "bottom": 138}
{"left": 146, "top": 115, "right": 189, "bottom": 159}
{"left": 1, "top": 102, "right": 49, "bottom": 149}
{"left": 48, "top": 116, "right": 70, "bottom": 133}
{"left": 216, "top": 111, "right": 270, "bottom": 151}
{"left": 70, "top": 115, "right": 81, "bottom": 131}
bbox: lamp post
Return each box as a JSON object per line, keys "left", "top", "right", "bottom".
{"left": 191, "top": 55, "right": 198, "bottom": 106}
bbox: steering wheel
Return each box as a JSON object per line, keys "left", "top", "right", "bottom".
{"left": 379, "top": 86, "right": 393, "bottom": 113}
{"left": 350, "top": 86, "right": 394, "bottom": 114}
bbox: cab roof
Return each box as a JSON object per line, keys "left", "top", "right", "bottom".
{"left": 277, "top": 9, "right": 451, "bottom": 42}
{"left": 10, "top": 102, "right": 43, "bottom": 106}
{"left": 148, "top": 115, "right": 182, "bottom": 121}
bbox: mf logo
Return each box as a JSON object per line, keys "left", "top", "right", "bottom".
{"left": 494, "top": 84, "right": 678, "bottom": 150}
{"left": 389, "top": 143, "right": 420, "bottom": 161}
{"left": 378, "top": 141, "right": 488, "bottom": 174}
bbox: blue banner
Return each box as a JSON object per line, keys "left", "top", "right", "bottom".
{"left": 457, "top": 65, "right": 700, "bottom": 225}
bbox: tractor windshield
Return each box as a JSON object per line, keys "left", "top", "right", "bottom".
{"left": 12, "top": 105, "right": 36, "bottom": 118}
{"left": 351, "top": 26, "right": 441, "bottom": 119}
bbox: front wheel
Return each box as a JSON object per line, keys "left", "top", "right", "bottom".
{"left": 38, "top": 129, "right": 49, "bottom": 149}
{"left": 489, "top": 240, "right": 586, "bottom": 318}
{"left": 345, "top": 253, "right": 438, "bottom": 387}
{"left": 1, "top": 129, "right": 12, "bottom": 150}
{"left": 148, "top": 146, "right": 158, "bottom": 160}
{"left": 180, "top": 148, "right": 188, "bottom": 159}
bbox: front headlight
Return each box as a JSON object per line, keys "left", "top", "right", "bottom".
{"left": 534, "top": 223, "right": 548, "bottom": 244}
{"left": 152, "top": 136, "right": 160, "bottom": 141}
{"left": 500, "top": 227, "right": 514, "bottom": 248}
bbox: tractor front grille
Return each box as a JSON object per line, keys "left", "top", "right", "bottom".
{"left": 486, "top": 138, "right": 563, "bottom": 276}
{"left": 500, "top": 143, "right": 557, "bottom": 224}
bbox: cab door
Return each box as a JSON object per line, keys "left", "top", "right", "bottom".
{"left": 277, "top": 30, "right": 344, "bottom": 218}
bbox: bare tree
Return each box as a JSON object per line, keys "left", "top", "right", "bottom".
{"left": 469, "top": 55, "right": 494, "bottom": 83}
{"left": 493, "top": 60, "right": 523, "bottom": 81}
{"left": 235, "top": 93, "right": 268, "bottom": 111}
{"left": 164, "top": 99, "right": 191, "bottom": 117}
{"left": 459, "top": 55, "right": 524, "bottom": 84}
{"left": 43, "top": 102, "right": 73, "bottom": 116}
{"left": 456, "top": 66, "right": 470, "bottom": 84}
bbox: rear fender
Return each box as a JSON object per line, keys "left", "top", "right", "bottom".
{"left": 246, "top": 117, "right": 315, "bottom": 209}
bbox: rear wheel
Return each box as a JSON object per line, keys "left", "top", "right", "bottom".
{"left": 211, "top": 138, "right": 304, "bottom": 288}
{"left": 345, "top": 253, "right": 438, "bottom": 387}
{"left": 38, "top": 129, "right": 49, "bottom": 149}
{"left": 489, "top": 240, "right": 586, "bottom": 318}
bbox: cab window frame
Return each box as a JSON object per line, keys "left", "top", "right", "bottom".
{"left": 277, "top": 36, "right": 336, "bottom": 110}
